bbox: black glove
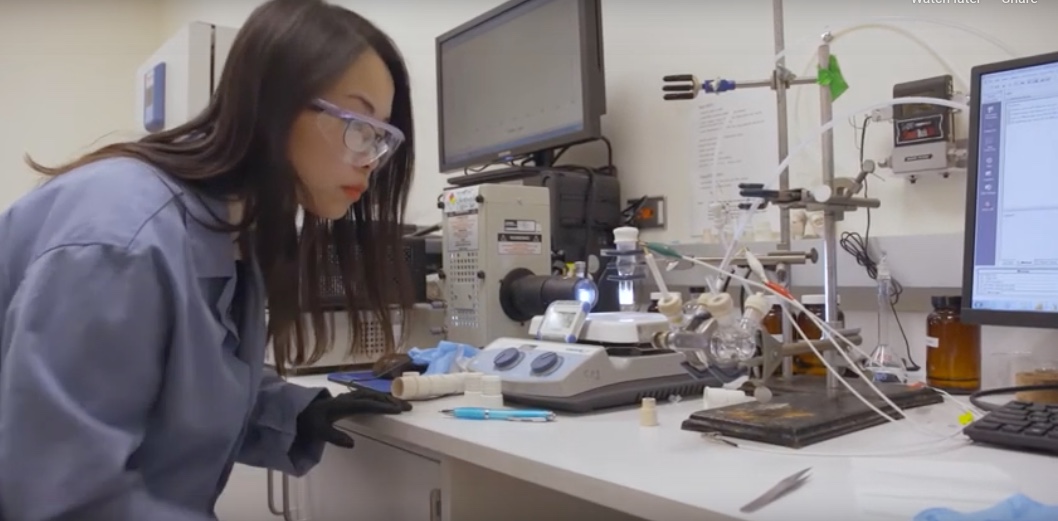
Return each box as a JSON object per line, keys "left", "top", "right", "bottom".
{"left": 297, "top": 390, "right": 412, "bottom": 448}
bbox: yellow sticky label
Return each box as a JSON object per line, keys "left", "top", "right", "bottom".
{"left": 958, "top": 411, "right": 974, "bottom": 425}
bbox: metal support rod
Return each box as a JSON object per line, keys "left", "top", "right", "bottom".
{"left": 690, "top": 250, "right": 816, "bottom": 267}
{"left": 802, "top": 197, "right": 882, "bottom": 211}
{"left": 773, "top": 0, "right": 795, "bottom": 380}
{"left": 778, "top": 336, "right": 863, "bottom": 358}
{"left": 817, "top": 35, "right": 842, "bottom": 393}
{"left": 666, "top": 0, "right": 846, "bottom": 385}
{"left": 746, "top": 333, "right": 864, "bottom": 367}
{"left": 721, "top": 77, "right": 817, "bottom": 90}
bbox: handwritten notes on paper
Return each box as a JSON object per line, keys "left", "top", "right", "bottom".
{"left": 689, "top": 90, "right": 780, "bottom": 243}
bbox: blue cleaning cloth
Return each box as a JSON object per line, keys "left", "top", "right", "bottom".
{"left": 915, "top": 494, "right": 1058, "bottom": 521}
{"left": 407, "top": 341, "right": 479, "bottom": 375}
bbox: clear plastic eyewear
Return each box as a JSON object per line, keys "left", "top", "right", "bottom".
{"left": 311, "top": 98, "right": 405, "bottom": 168}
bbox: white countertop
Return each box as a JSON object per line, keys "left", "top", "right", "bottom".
{"left": 291, "top": 375, "right": 1058, "bottom": 521}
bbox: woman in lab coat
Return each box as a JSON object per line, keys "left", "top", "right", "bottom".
{"left": 0, "top": 0, "right": 416, "bottom": 519}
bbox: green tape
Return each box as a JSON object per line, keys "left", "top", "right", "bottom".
{"left": 645, "top": 242, "right": 683, "bottom": 259}
{"left": 817, "top": 54, "right": 849, "bottom": 101}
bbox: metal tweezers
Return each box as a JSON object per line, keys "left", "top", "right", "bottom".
{"left": 739, "top": 467, "right": 811, "bottom": 513}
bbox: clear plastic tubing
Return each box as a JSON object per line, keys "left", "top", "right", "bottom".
{"left": 707, "top": 16, "right": 1008, "bottom": 267}
{"left": 839, "top": 24, "right": 969, "bottom": 89}
{"left": 784, "top": 24, "right": 971, "bottom": 160}
{"left": 769, "top": 18, "right": 1014, "bottom": 190}
{"left": 773, "top": 17, "right": 1018, "bottom": 64}
{"left": 715, "top": 209, "right": 755, "bottom": 291}
{"left": 709, "top": 22, "right": 985, "bottom": 264}
{"left": 643, "top": 249, "right": 670, "bottom": 297}
{"left": 775, "top": 97, "right": 969, "bottom": 188}
{"left": 707, "top": 19, "right": 997, "bottom": 245}
{"left": 726, "top": 96, "right": 970, "bottom": 246}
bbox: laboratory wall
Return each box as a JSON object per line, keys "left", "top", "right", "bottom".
{"left": 159, "top": 0, "right": 1058, "bottom": 376}
{"left": 0, "top": 0, "right": 163, "bottom": 210}
{"left": 0, "top": 0, "right": 1049, "bottom": 376}
{"left": 162, "top": 0, "right": 511, "bottom": 226}
{"left": 161, "top": 0, "right": 1056, "bottom": 238}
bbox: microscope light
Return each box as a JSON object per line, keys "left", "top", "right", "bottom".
{"left": 574, "top": 278, "right": 598, "bottom": 307}
{"left": 500, "top": 269, "right": 599, "bottom": 322}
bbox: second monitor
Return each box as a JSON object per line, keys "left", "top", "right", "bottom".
{"left": 961, "top": 50, "right": 1058, "bottom": 329}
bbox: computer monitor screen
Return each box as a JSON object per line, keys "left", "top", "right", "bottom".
{"left": 436, "top": 0, "right": 604, "bottom": 172}
{"left": 962, "top": 51, "right": 1058, "bottom": 328}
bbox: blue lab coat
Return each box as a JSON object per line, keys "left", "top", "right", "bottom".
{"left": 0, "top": 158, "right": 328, "bottom": 520}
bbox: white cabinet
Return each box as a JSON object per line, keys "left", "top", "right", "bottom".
{"left": 298, "top": 432, "right": 442, "bottom": 520}
{"left": 441, "top": 459, "right": 647, "bottom": 521}
{"left": 215, "top": 431, "right": 441, "bottom": 521}
{"left": 214, "top": 464, "right": 280, "bottom": 521}
{"left": 215, "top": 425, "right": 640, "bottom": 521}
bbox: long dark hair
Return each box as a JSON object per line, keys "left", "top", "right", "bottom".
{"left": 26, "top": 0, "right": 415, "bottom": 376}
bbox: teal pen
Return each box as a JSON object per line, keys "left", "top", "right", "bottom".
{"left": 441, "top": 407, "right": 556, "bottom": 422}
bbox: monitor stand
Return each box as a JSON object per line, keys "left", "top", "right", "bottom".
{"left": 680, "top": 375, "right": 943, "bottom": 448}
{"left": 446, "top": 148, "right": 556, "bottom": 187}
{"left": 531, "top": 149, "right": 555, "bottom": 168}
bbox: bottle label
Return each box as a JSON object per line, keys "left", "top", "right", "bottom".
{"left": 926, "top": 336, "right": 939, "bottom": 348}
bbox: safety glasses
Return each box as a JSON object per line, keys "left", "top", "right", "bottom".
{"left": 311, "top": 98, "right": 405, "bottom": 168}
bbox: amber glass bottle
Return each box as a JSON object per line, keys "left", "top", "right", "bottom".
{"left": 793, "top": 294, "right": 844, "bottom": 375}
{"left": 757, "top": 298, "right": 785, "bottom": 378}
{"left": 926, "top": 296, "right": 981, "bottom": 394}
{"left": 761, "top": 297, "right": 784, "bottom": 341}
{"left": 647, "top": 292, "right": 663, "bottom": 313}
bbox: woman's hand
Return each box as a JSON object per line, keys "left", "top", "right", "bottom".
{"left": 297, "top": 390, "right": 412, "bottom": 447}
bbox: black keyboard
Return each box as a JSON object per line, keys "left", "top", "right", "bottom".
{"left": 963, "top": 400, "right": 1058, "bottom": 454}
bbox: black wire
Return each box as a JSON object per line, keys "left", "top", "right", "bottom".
{"left": 468, "top": 136, "right": 614, "bottom": 174}
{"left": 558, "top": 137, "right": 614, "bottom": 260}
{"left": 720, "top": 268, "right": 743, "bottom": 293}
{"left": 969, "top": 384, "right": 1058, "bottom": 413}
{"left": 841, "top": 117, "right": 921, "bottom": 372}
{"left": 463, "top": 156, "right": 527, "bottom": 175}
{"left": 839, "top": 232, "right": 895, "bottom": 284}
{"left": 583, "top": 168, "right": 596, "bottom": 260}
{"left": 599, "top": 136, "right": 614, "bottom": 169}
{"left": 860, "top": 118, "right": 872, "bottom": 245}
{"left": 552, "top": 136, "right": 614, "bottom": 172}
{"left": 840, "top": 232, "right": 920, "bottom": 372}
{"left": 620, "top": 196, "right": 647, "bottom": 226}
{"left": 542, "top": 164, "right": 598, "bottom": 262}
{"left": 890, "top": 301, "right": 917, "bottom": 369}
{"left": 551, "top": 146, "right": 571, "bottom": 164}
{"left": 738, "top": 269, "right": 750, "bottom": 309}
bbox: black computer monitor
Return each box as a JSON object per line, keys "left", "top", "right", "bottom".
{"left": 961, "top": 50, "right": 1058, "bottom": 328}
{"left": 435, "top": 0, "right": 606, "bottom": 173}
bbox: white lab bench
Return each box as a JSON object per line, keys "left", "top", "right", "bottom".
{"left": 219, "top": 375, "right": 1058, "bottom": 521}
